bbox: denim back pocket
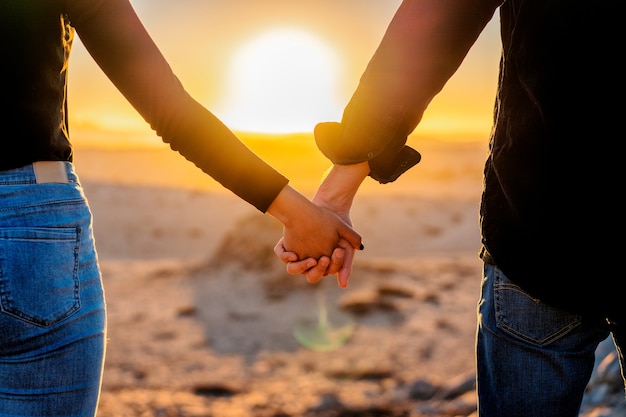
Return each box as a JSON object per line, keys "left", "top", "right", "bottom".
{"left": 493, "top": 268, "right": 581, "bottom": 346}
{"left": 0, "top": 227, "right": 81, "bottom": 327}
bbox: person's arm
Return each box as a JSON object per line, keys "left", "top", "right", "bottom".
{"left": 312, "top": 162, "right": 370, "bottom": 287}
{"left": 70, "top": 0, "right": 286, "bottom": 211}
{"left": 277, "top": 0, "right": 502, "bottom": 282}
{"left": 313, "top": 163, "right": 370, "bottom": 220}
{"left": 316, "top": 0, "right": 502, "bottom": 180}
{"left": 68, "top": 0, "right": 362, "bottom": 255}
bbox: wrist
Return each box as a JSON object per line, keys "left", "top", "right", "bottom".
{"left": 315, "top": 162, "right": 369, "bottom": 212}
{"left": 267, "top": 185, "right": 311, "bottom": 227}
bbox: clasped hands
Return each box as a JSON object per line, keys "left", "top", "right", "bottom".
{"left": 274, "top": 198, "right": 358, "bottom": 288}
{"left": 274, "top": 161, "right": 370, "bottom": 288}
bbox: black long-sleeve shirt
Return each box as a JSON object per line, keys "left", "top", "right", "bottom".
{"left": 0, "top": 0, "right": 288, "bottom": 212}
{"left": 316, "top": 0, "right": 623, "bottom": 321}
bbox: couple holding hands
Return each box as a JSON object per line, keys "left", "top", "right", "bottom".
{"left": 2, "top": 0, "right": 622, "bottom": 416}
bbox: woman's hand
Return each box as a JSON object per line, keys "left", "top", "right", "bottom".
{"left": 273, "top": 162, "right": 369, "bottom": 287}
{"left": 267, "top": 185, "right": 361, "bottom": 260}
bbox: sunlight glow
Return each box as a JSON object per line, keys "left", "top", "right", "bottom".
{"left": 216, "top": 28, "right": 343, "bottom": 134}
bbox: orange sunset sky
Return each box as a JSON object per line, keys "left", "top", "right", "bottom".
{"left": 67, "top": 0, "right": 502, "bottom": 148}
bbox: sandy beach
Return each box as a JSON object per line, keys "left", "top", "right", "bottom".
{"left": 73, "top": 136, "right": 490, "bottom": 416}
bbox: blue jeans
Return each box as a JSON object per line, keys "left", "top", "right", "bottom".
{"left": 476, "top": 263, "right": 619, "bottom": 416}
{"left": 0, "top": 162, "right": 106, "bottom": 417}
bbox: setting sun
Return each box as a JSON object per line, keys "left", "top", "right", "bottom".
{"left": 67, "top": 2, "right": 500, "bottom": 148}
{"left": 215, "top": 28, "right": 343, "bottom": 134}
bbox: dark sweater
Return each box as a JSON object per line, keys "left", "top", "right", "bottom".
{"left": 315, "top": 0, "right": 623, "bottom": 320}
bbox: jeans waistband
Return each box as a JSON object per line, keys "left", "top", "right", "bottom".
{"left": 0, "top": 161, "right": 77, "bottom": 185}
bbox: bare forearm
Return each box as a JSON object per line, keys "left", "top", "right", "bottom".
{"left": 314, "top": 162, "right": 370, "bottom": 215}
{"left": 266, "top": 185, "right": 309, "bottom": 226}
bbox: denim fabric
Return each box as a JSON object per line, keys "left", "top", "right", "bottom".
{"left": 0, "top": 163, "right": 106, "bottom": 417}
{"left": 476, "top": 263, "right": 612, "bottom": 417}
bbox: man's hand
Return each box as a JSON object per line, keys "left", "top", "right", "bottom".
{"left": 274, "top": 238, "right": 354, "bottom": 288}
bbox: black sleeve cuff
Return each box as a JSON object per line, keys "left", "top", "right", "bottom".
{"left": 368, "top": 144, "right": 421, "bottom": 184}
{"left": 315, "top": 121, "right": 421, "bottom": 184}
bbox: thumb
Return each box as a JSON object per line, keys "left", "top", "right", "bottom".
{"left": 338, "top": 223, "right": 363, "bottom": 251}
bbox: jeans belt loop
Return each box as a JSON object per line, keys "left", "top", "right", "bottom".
{"left": 32, "top": 161, "right": 69, "bottom": 184}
